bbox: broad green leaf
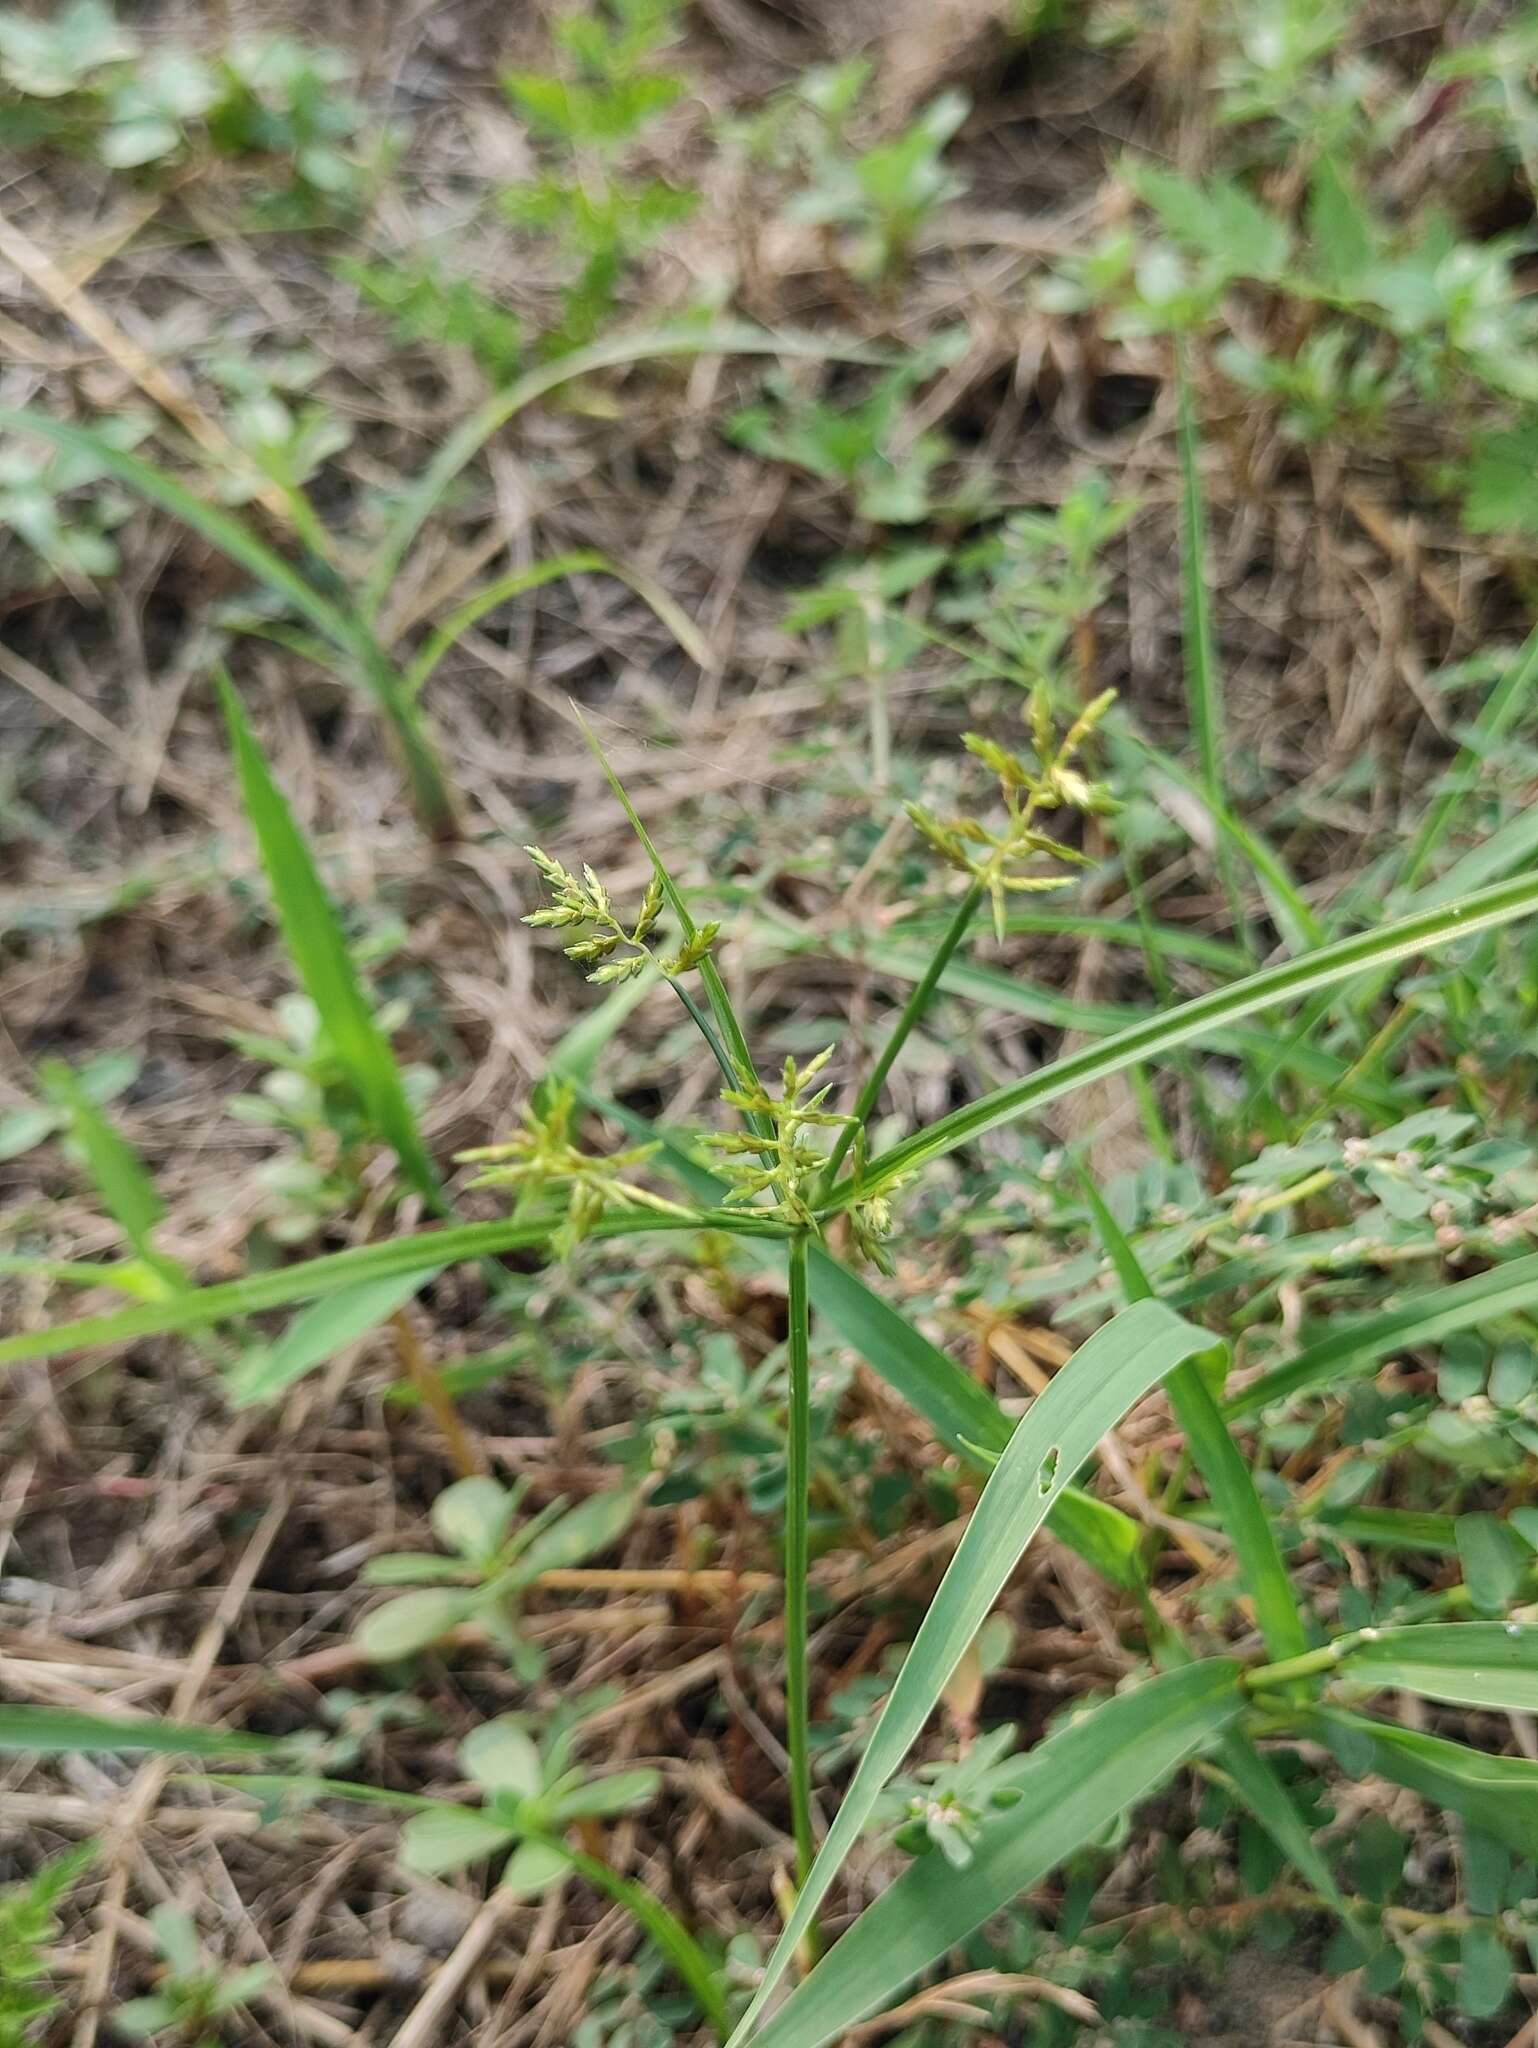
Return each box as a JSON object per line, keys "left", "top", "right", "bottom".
{"left": 847, "top": 872, "right": 1538, "bottom": 1204}
{"left": 1229, "top": 1252, "right": 1538, "bottom": 1417}
{"left": 728, "top": 1299, "right": 1218, "bottom": 2042}
{"left": 148, "top": 1904, "right": 202, "bottom": 1979}
{"left": 357, "top": 1588, "right": 476, "bottom": 1661}
{"left": 500, "top": 1838, "right": 570, "bottom": 1896}
{"left": 0, "top": 1103, "right": 64, "bottom": 1161}
{"left": 399, "top": 1804, "right": 519, "bottom": 1875}
{"left": 1344, "top": 1623, "right": 1538, "bottom": 1713}
{"left": 114, "top": 1997, "right": 177, "bottom": 2037}
{"left": 1316, "top": 1707, "right": 1538, "bottom": 1856}
{"left": 749, "top": 1660, "right": 1244, "bottom": 2048}
{"left": 514, "top": 1486, "right": 637, "bottom": 1577}
{"left": 1125, "top": 160, "right": 1291, "bottom": 281}
{"left": 553, "top": 1769, "right": 660, "bottom": 1819}
{"left": 1457, "top": 1515, "right": 1531, "bottom": 1617}
{"left": 461, "top": 1718, "right": 541, "bottom": 1798}
{"left": 0, "top": 1704, "right": 272, "bottom": 1758}
{"left": 226, "top": 1267, "right": 440, "bottom": 1406}
{"left": 1458, "top": 1926, "right": 1514, "bottom": 2019}
{"left": 431, "top": 1475, "right": 517, "bottom": 1562}
{"left": 218, "top": 674, "right": 443, "bottom": 1208}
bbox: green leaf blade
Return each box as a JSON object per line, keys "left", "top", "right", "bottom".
{"left": 849, "top": 871, "right": 1538, "bottom": 1203}
{"left": 217, "top": 673, "right": 443, "bottom": 1210}
{"left": 751, "top": 1660, "right": 1245, "bottom": 2048}
{"left": 728, "top": 1298, "right": 1218, "bottom": 2042}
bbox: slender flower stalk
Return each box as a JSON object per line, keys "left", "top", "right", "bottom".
{"left": 784, "top": 1231, "right": 816, "bottom": 1894}
{"left": 815, "top": 875, "right": 986, "bottom": 1199}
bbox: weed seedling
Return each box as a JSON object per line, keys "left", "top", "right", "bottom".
{"left": 113, "top": 1905, "right": 271, "bottom": 2048}
{"left": 357, "top": 1473, "right": 640, "bottom": 1679}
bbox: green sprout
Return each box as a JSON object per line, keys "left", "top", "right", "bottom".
{"left": 357, "top": 1472, "right": 641, "bottom": 1681}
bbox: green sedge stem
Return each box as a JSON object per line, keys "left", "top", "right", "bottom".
{"left": 1175, "top": 338, "right": 1251, "bottom": 958}
{"left": 667, "top": 975, "right": 737, "bottom": 1094}
{"left": 816, "top": 876, "right": 986, "bottom": 1200}
{"left": 1243, "top": 1636, "right": 1360, "bottom": 1692}
{"left": 784, "top": 1231, "right": 817, "bottom": 1896}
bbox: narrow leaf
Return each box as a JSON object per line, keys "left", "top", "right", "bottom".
{"left": 217, "top": 672, "right": 442, "bottom": 1208}
{"left": 1228, "top": 1251, "right": 1538, "bottom": 1417}
{"left": 0, "top": 1705, "right": 272, "bottom": 1758}
{"left": 750, "top": 1661, "right": 1244, "bottom": 2048}
{"left": 1314, "top": 1707, "right": 1538, "bottom": 1858}
{"left": 1344, "top": 1623, "right": 1538, "bottom": 1713}
{"left": 728, "top": 1299, "right": 1218, "bottom": 2041}
{"left": 849, "top": 871, "right": 1538, "bottom": 1203}
{"left": 1078, "top": 1169, "right": 1306, "bottom": 1660}
{"left": 39, "top": 1062, "right": 184, "bottom": 1288}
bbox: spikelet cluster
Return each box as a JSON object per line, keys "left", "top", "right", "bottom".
{"left": 523, "top": 847, "right": 719, "bottom": 984}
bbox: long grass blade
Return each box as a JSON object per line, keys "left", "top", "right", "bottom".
{"left": 39, "top": 1061, "right": 186, "bottom": 1292}
{"left": 218, "top": 673, "right": 443, "bottom": 1210}
{"left": 784, "top": 1234, "right": 816, "bottom": 1888}
{"left": 0, "top": 407, "right": 353, "bottom": 646}
{"left": 0, "top": 1704, "right": 273, "bottom": 1758}
{"left": 726, "top": 1298, "right": 1217, "bottom": 2043}
{"left": 749, "top": 1661, "right": 1244, "bottom": 2048}
{"left": 878, "top": 904, "right": 1249, "bottom": 974}
{"left": 226, "top": 1266, "right": 442, "bottom": 1406}
{"left": 843, "top": 870, "right": 1538, "bottom": 1205}
{"left": 1397, "top": 617, "right": 1538, "bottom": 892}
{"left": 1175, "top": 344, "right": 1248, "bottom": 947}
{"left": 1311, "top": 1708, "right": 1538, "bottom": 1857}
{"left": 1340, "top": 1622, "right": 1538, "bottom": 1713}
{"left": 0, "top": 1208, "right": 785, "bottom": 1373}
{"left": 1078, "top": 1171, "right": 1307, "bottom": 1660}
{"left": 364, "top": 323, "right": 886, "bottom": 619}
{"left": 1226, "top": 1249, "right": 1538, "bottom": 1417}
{"left": 1215, "top": 1733, "right": 1356, "bottom": 1928}
{"left": 403, "top": 549, "right": 710, "bottom": 702}
{"left": 0, "top": 407, "right": 456, "bottom": 836}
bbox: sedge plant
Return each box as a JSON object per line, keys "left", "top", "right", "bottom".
{"left": 8, "top": 656, "right": 1538, "bottom": 2041}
